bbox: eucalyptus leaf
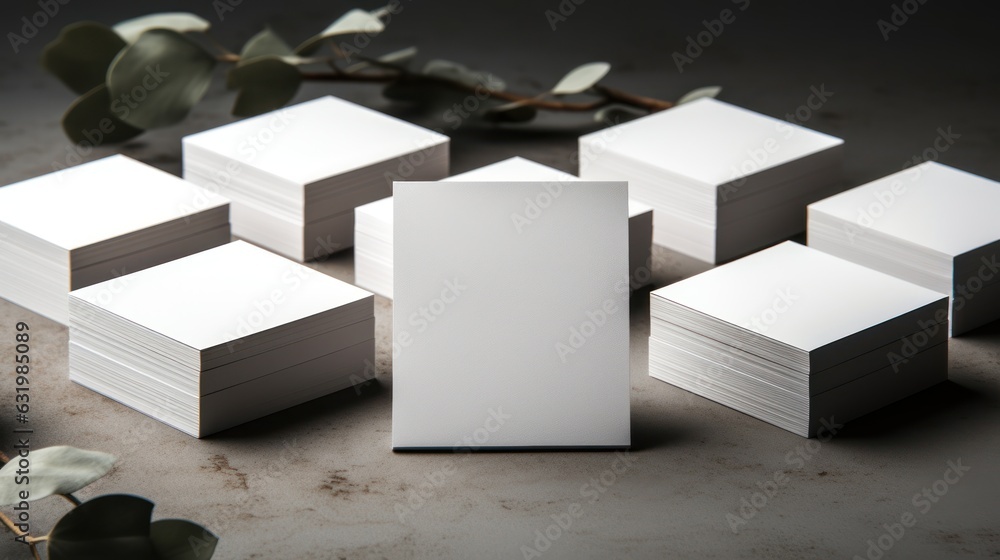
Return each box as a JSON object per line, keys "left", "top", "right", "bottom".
{"left": 228, "top": 56, "right": 302, "bottom": 117}
{"left": 41, "top": 22, "right": 126, "bottom": 94}
{"left": 484, "top": 103, "right": 538, "bottom": 123}
{"left": 239, "top": 27, "right": 294, "bottom": 64}
{"left": 113, "top": 12, "right": 211, "bottom": 43}
{"left": 423, "top": 59, "right": 504, "bottom": 91}
{"left": 346, "top": 46, "right": 418, "bottom": 74}
{"left": 48, "top": 494, "right": 158, "bottom": 560}
{"left": 0, "top": 446, "right": 115, "bottom": 506}
{"left": 377, "top": 46, "right": 417, "bottom": 66}
{"left": 677, "top": 85, "right": 722, "bottom": 105}
{"left": 151, "top": 519, "right": 219, "bottom": 560}
{"left": 296, "top": 8, "right": 385, "bottom": 54}
{"left": 594, "top": 105, "right": 646, "bottom": 125}
{"left": 551, "top": 62, "right": 611, "bottom": 95}
{"left": 61, "top": 85, "right": 145, "bottom": 145}
{"left": 107, "top": 29, "right": 217, "bottom": 129}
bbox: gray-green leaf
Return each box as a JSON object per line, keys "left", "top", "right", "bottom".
{"left": 41, "top": 22, "right": 126, "bottom": 94}
{"left": 376, "top": 46, "right": 418, "bottom": 67}
{"left": 595, "top": 105, "right": 647, "bottom": 125}
{"left": 239, "top": 27, "right": 294, "bottom": 64}
{"left": 0, "top": 446, "right": 115, "bottom": 506}
{"left": 48, "top": 494, "right": 158, "bottom": 560}
{"left": 107, "top": 29, "right": 217, "bottom": 129}
{"left": 551, "top": 62, "right": 610, "bottom": 95}
{"left": 62, "top": 85, "right": 145, "bottom": 145}
{"left": 423, "top": 59, "right": 504, "bottom": 91}
{"left": 677, "top": 85, "right": 722, "bottom": 105}
{"left": 113, "top": 12, "right": 211, "bottom": 43}
{"left": 228, "top": 56, "right": 302, "bottom": 117}
{"left": 296, "top": 8, "right": 385, "bottom": 54}
{"left": 61, "top": 85, "right": 147, "bottom": 145}
{"left": 151, "top": 519, "right": 219, "bottom": 560}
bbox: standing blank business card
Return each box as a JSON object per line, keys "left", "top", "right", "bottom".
{"left": 392, "top": 181, "right": 630, "bottom": 449}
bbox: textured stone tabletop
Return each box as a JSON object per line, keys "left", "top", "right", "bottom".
{"left": 0, "top": 1, "right": 998, "bottom": 558}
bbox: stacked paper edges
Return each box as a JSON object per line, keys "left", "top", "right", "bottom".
{"left": 68, "top": 241, "right": 375, "bottom": 437}
{"left": 809, "top": 161, "right": 1000, "bottom": 336}
{"left": 355, "top": 157, "right": 653, "bottom": 299}
{"left": 183, "top": 96, "right": 449, "bottom": 262}
{"left": 648, "top": 242, "right": 948, "bottom": 437}
{"left": 580, "top": 98, "right": 844, "bottom": 264}
{"left": 0, "top": 155, "right": 230, "bottom": 325}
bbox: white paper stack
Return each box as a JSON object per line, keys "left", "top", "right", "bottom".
{"left": 392, "top": 180, "right": 630, "bottom": 449}
{"left": 808, "top": 162, "right": 1000, "bottom": 336}
{"left": 648, "top": 242, "right": 948, "bottom": 437}
{"left": 183, "top": 96, "right": 450, "bottom": 262}
{"left": 68, "top": 241, "right": 374, "bottom": 437}
{"left": 0, "top": 155, "right": 230, "bottom": 325}
{"left": 579, "top": 98, "right": 844, "bottom": 264}
{"left": 354, "top": 157, "right": 654, "bottom": 299}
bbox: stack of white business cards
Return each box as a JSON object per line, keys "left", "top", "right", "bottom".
{"left": 183, "top": 96, "right": 449, "bottom": 261}
{"left": 579, "top": 98, "right": 844, "bottom": 264}
{"left": 808, "top": 162, "right": 1000, "bottom": 336}
{"left": 648, "top": 242, "right": 948, "bottom": 437}
{"left": 392, "top": 180, "right": 630, "bottom": 449}
{"left": 68, "top": 241, "right": 374, "bottom": 437}
{"left": 0, "top": 155, "right": 230, "bottom": 325}
{"left": 354, "top": 157, "right": 654, "bottom": 299}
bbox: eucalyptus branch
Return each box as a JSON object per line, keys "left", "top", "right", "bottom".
{"left": 60, "top": 493, "right": 82, "bottom": 507}
{"left": 298, "top": 69, "right": 673, "bottom": 113}
{"left": 41, "top": 7, "right": 719, "bottom": 145}
{"left": 0, "top": 510, "right": 41, "bottom": 559}
{"left": 0, "top": 510, "right": 24, "bottom": 536}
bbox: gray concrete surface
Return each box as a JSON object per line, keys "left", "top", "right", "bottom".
{"left": 1, "top": 1, "right": 998, "bottom": 558}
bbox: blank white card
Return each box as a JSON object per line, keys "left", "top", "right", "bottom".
{"left": 392, "top": 181, "right": 630, "bottom": 449}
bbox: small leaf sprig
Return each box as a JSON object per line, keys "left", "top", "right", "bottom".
{"left": 42, "top": 8, "right": 721, "bottom": 146}
{"left": 0, "top": 446, "right": 217, "bottom": 560}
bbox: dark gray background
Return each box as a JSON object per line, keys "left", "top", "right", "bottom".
{"left": 1, "top": 1, "right": 998, "bottom": 559}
